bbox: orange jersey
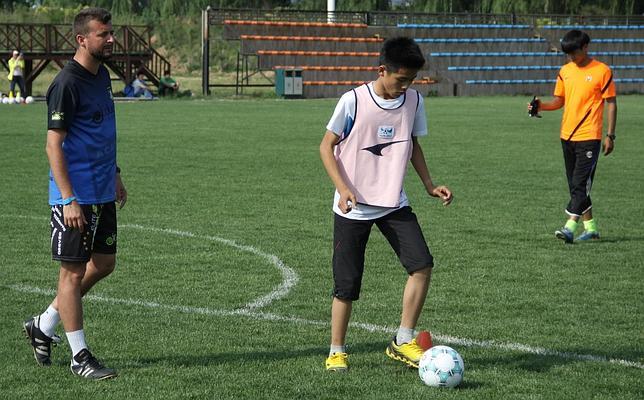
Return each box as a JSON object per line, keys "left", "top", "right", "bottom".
{"left": 554, "top": 59, "right": 616, "bottom": 141}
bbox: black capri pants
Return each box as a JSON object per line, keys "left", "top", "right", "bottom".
{"left": 332, "top": 206, "right": 433, "bottom": 301}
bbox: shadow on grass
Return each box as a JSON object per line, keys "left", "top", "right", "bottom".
{"left": 471, "top": 349, "right": 643, "bottom": 373}
{"left": 121, "top": 340, "right": 485, "bottom": 389}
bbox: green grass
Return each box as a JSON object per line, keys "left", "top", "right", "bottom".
{"left": 0, "top": 96, "right": 642, "bottom": 399}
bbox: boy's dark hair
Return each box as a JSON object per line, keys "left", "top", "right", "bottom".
{"left": 73, "top": 7, "right": 112, "bottom": 37}
{"left": 379, "top": 37, "right": 425, "bottom": 71}
{"left": 561, "top": 30, "right": 590, "bottom": 54}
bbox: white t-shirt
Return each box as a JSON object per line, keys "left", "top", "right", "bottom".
{"left": 325, "top": 82, "right": 428, "bottom": 220}
{"left": 13, "top": 63, "right": 23, "bottom": 77}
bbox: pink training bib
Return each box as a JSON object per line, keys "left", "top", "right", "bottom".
{"left": 334, "top": 84, "right": 419, "bottom": 208}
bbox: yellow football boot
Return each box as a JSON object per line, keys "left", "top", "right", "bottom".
{"left": 325, "top": 352, "right": 349, "bottom": 372}
{"left": 385, "top": 337, "right": 424, "bottom": 368}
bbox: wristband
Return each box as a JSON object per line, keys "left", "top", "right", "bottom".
{"left": 607, "top": 134, "right": 616, "bottom": 141}
{"left": 62, "top": 196, "right": 76, "bottom": 205}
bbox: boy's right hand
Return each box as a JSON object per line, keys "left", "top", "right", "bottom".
{"left": 527, "top": 96, "right": 541, "bottom": 117}
{"left": 338, "top": 190, "right": 357, "bottom": 214}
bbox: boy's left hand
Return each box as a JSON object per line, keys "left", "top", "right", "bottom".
{"left": 430, "top": 186, "right": 453, "bottom": 206}
{"left": 602, "top": 136, "right": 614, "bottom": 156}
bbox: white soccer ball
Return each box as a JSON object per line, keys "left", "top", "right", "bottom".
{"left": 1, "top": 97, "right": 8, "bottom": 104}
{"left": 418, "top": 345, "right": 464, "bottom": 388}
{"left": 25, "top": 96, "right": 34, "bottom": 104}
{"left": 7, "top": 97, "right": 15, "bottom": 104}
{"left": 15, "top": 96, "right": 23, "bottom": 103}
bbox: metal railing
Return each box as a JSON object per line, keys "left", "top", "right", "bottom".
{"left": 206, "top": 8, "right": 644, "bottom": 27}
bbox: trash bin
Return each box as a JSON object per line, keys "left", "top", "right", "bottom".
{"left": 275, "top": 68, "right": 303, "bottom": 98}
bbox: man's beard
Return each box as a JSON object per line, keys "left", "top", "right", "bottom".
{"left": 90, "top": 47, "right": 112, "bottom": 62}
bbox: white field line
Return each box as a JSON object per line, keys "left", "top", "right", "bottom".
{"left": 121, "top": 224, "right": 299, "bottom": 311}
{"left": 7, "top": 283, "right": 643, "bottom": 370}
{"left": 5, "top": 215, "right": 298, "bottom": 311}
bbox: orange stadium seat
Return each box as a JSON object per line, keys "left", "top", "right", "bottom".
{"left": 257, "top": 50, "right": 379, "bottom": 56}
{"left": 225, "top": 20, "right": 367, "bottom": 28}
{"left": 241, "top": 35, "right": 383, "bottom": 42}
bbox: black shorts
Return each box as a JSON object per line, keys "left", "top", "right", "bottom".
{"left": 50, "top": 202, "right": 117, "bottom": 263}
{"left": 332, "top": 206, "right": 434, "bottom": 301}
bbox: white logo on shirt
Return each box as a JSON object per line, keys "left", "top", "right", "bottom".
{"left": 586, "top": 75, "right": 592, "bottom": 82}
{"left": 377, "top": 126, "right": 394, "bottom": 138}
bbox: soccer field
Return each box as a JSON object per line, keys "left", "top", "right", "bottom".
{"left": 0, "top": 96, "right": 642, "bottom": 399}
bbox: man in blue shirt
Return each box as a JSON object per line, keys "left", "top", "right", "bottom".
{"left": 23, "top": 7, "right": 127, "bottom": 380}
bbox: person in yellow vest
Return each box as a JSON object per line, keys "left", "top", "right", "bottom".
{"left": 8, "top": 50, "right": 26, "bottom": 99}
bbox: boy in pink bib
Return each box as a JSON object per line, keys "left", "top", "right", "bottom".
{"left": 320, "top": 37, "right": 453, "bottom": 372}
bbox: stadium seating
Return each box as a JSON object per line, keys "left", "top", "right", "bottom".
{"left": 222, "top": 18, "right": 644, "bottom": 97}
{"left": 226, "top": 20, "right": 376, "bottom": 97}
{"left": 401, "top": 23, "right": 644, "bottom": 95}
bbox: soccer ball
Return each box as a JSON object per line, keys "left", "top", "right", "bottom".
{"left": 15, "top": 95, "right": 23, "bottom": 103}
{"left": 1, "top": 97, "right": 8, "bottom": 104}
{"left": 418, "top": 345, "right": 464, "bottom": 388}
{"left": 25, "top": 96, "right": 34, "bottom": 104}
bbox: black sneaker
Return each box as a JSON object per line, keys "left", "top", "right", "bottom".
{"left": 70, "top": 349, "right": 118, "bottom": 380}
{"left": 23, "top": 316, "right": 61, "bottom": 366}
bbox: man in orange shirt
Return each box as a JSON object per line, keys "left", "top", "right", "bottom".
{"left": 529, "top": 30, "right": 617, "bottom": 243}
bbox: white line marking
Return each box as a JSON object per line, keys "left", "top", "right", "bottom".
{"left": 7, "top": 283, "right": 643, "bottom": 369}
{"left": 4, "top": 215, "right": 299, "bottom": 311}
{"left": 121, "top": 224, "right": 299, "bottom": 311}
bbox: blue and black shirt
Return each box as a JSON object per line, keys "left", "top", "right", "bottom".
{"left": 46, "top": 59, "right": 117, "bottom": 205}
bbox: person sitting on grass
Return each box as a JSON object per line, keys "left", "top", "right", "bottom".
{"left": 132, "top": 72, "right": 154, "bottom": 99}
{"left": 158, "top": 69, "right": 179, "bottom": 96}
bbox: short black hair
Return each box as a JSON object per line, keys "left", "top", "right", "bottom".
{"left": 379, "top": 37, "right": 425, "bottom": 72}
{"left": 73, "top": 7, "right": 112, "bottom": 37}
{"left": 561, "top": 30, "right": 590, "bottom": 54}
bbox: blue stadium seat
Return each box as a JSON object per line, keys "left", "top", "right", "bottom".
{"left": 398, "top": 23, "right": 531, "bottom": 29}
{"left": 465, "top": 78, "right": 644, "bottom": 84}
{"left": 415, "top": 38, "right": 545, "bottom": 43}
{"left": 592, "top": 38, "right": 644, "bottom": 43}
{"left": 540, "top": 25, "right": 644, "bottom": 30}
{"left": 448, "top": 65, "right": 644, "bottom": 71}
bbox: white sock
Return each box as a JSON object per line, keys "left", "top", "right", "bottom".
{"left": 329, "top": 345, "right": 346, "bottom": 356}
{"left": 66, "top": 330, "right": 88, "bottom": 364}
{"left": 38, "top": 305, "right": 60, "bottom": 338}
{"left": 396, "top": 326, "right": 415, "bottom": 345}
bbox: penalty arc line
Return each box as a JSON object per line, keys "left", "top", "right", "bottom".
{"left": 6, "top": 283, "right": 643, "bottom": 370}
{"left": 121, "top": 223, "right": 299, "bottom": 311}
{"left": 4, "top": 215, "right": 298, "bottom": 311}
